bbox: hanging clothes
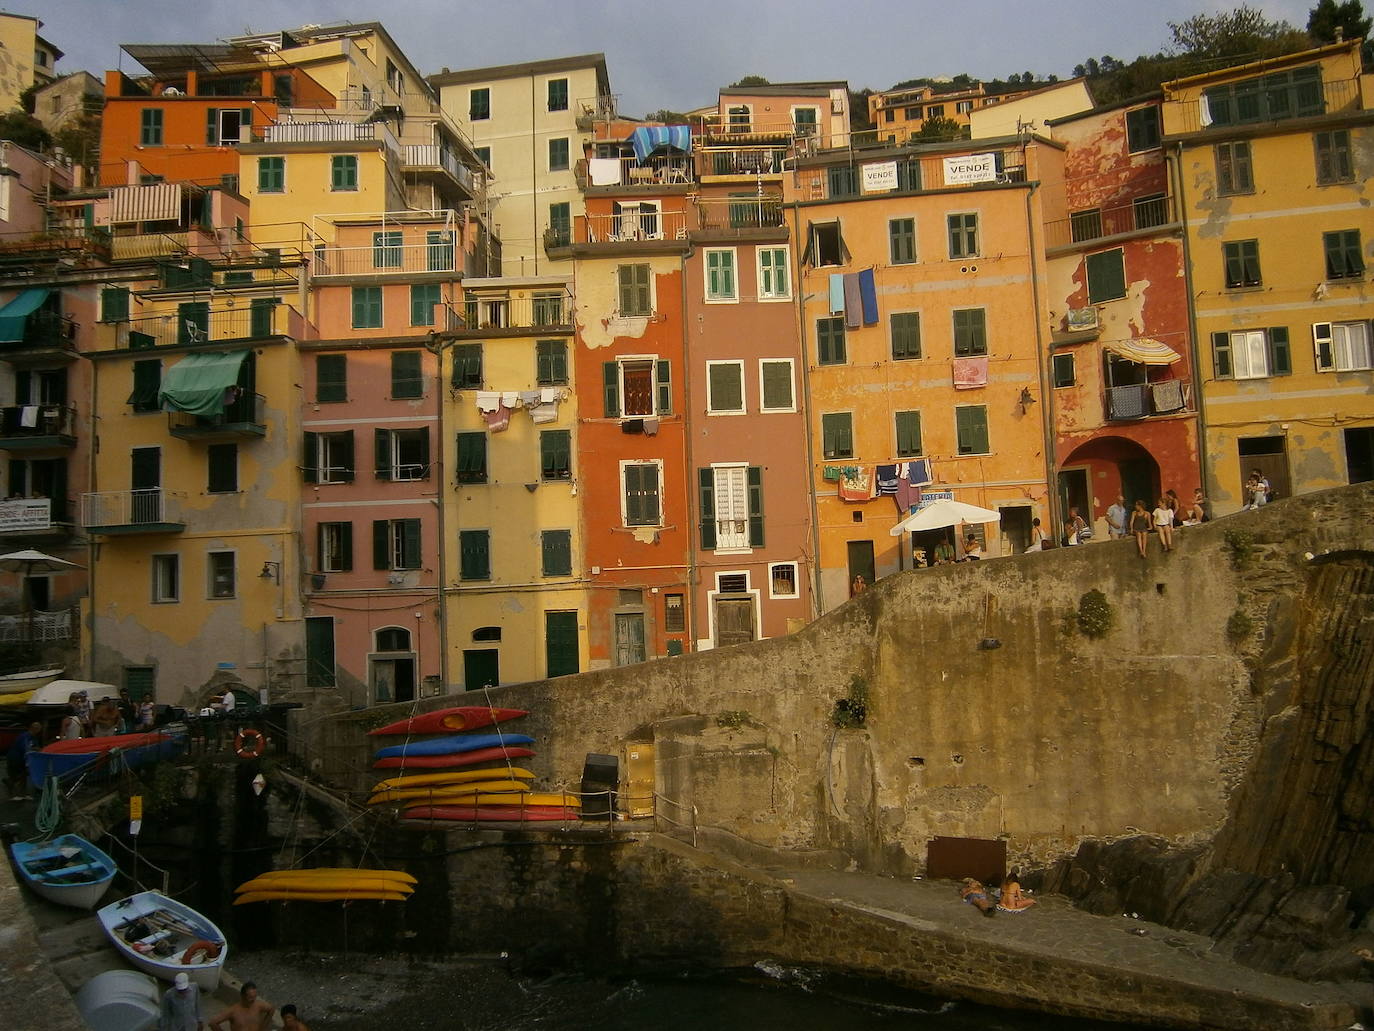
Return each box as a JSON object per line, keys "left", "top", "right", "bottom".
{"left": 822, "top": 465, "right": 844, "bottom": 482}
{"left": 906, "top": 457, "right": 932, "bottom": 486}
{"left": 528, "top": 387, "right": 562, "bottom": 424}
{"left": 843, "top": 274, "right": 862, "bottom": 329}
{"left": 828, "top": 274, "right": 845, "bottom": 316}
{"left": 475, "top": 391, "right": 502, "bottom": 413}
{"left": 838, "top": 467, "right": 872, "bottom": 502}
{"left": 875, "top": 464, "right": 899, "bottom": 496}
{"left": 642, "top": 417, "right": 660, "bottom": 436}
{"left": 953, "top": 356, "right": 989, "bottom": 389}
{"left": 858, "top": 268, "right": 879, "bottom": 326}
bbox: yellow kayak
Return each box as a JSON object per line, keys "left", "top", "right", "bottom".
{"left": 410, "top": 791, "right": 582, "bottom": 808}
{"left": 371, "top": 768, "right": 535, "bottom": 792}
{"left": 368, "top": 779, "right": 532, "bottom": 805}
{"left": 236, "top": 875, "right": 414, "bottom": 894}
{"left": 0, "top": 690, "right": 35, "bottom": 707}
{"left": 234, "top": 890, "right": 408, "bottom": 904}
{"left": 250, "top": 867, "right": 417, "bottom": 885}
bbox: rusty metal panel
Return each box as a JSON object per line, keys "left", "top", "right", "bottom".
{"left": 926, "top": 835, "right": 1006, "bottom": 884}
{"left": 110, "top": 183, "right": 182, "bottom": 224}
{"left": 621, "top": 741, "right": 654, "bottom": 818}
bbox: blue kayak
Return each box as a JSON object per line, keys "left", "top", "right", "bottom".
{"left": 374, "top": 732, "right": 534, "bottom": 760}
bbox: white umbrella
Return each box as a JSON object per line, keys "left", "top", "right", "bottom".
{"left": 889, "top": 499, "right": 1003, "bottom": 536}
{"left": 0, "top": 549, "right": 84, "bottom": 573}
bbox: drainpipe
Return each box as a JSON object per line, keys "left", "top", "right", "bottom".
{"left": 681, "top": 238, "right": 699, "bottom": 652}
{"left": 530, "top": 72, "right": 538, "bottom": 277}
{"left": 1023, "top": 180, "right": 1060, "bottom": 537}
{"left": 789, "top": 201, "right": 823, "bottom": 617}
{"left": 85, "top": 345, "right": 99, "bottom": 681}
{"left": 428, "top": 328, "right": 450, "bottom": 692}
{"left": 1169, "top": 141, "right": 1210, "bottom": 497}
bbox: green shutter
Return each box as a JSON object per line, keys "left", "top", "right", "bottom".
{"left": 896, "top": 411, "right": 922, "bottom": 456}
{"left": 338, "top": 431, "right": 355, "bottom": 483}
{"left": 698, "top": 468, "right": 716, "bottom": 550}
{"left": 603, "top": 362, "right": 620, "bottom": 417}
{"left": 401, "top": 519, "right": 421, "bottom": 569}
{"left": 302, "top": 432, "right": 319, "bottom": 483}
{"left": 1212, "top": 332, "right": 1233, "bottom": 378}
{"left": 541, "top": 531, "right": 572, "bottom": 577}
{"left": 374, "top": 428, "right": 392, "bottom": 480}
{"left": 957, "top": 407, "right": 989, "bottom": 454}
{"left": 128, "top": 360, "right": 161, "bottom": 411}
{"left": 392, "top": 351, "right": 422, "bottom": 398}
{"left": 317, "top": 355, "right": 346, "bottom": 402}
{"left": 747, "top": 466, "right": 764, "bottom": 547}
{"left": 338, "top": 523, "right": 353, "bottom": 571}
{"left": 656, "top": 359, "right": 672, "bottom": 414}
{"left": 206, "top": 108, "right": 218, "bottom": 144}
{"left": 101, "top": 287, "right": 130, "bottom": 323}
{"left": 460, "top": 529, "right": 490, "bottom": 579}
{"left": 305, "top": 617, "right": 336, "bottom": 687}
{"left": 818, "top": 317, "right": 845, "bottom": 364}
{"left": 1085, "top": 250, "right": 1126, "bottom": 302}
{"left": 537, "top": 340, "right": 567, "bottom": 385}
{"left": 545, "top": 611, "right": 579, "bottom": 676}
{"left": 410, "top": 284, "right": 439, "bottom": 326}
{"left": 373, "top": 520, "right": 390, "bottom": 569}
{"left": 1268, "top": 326, "right": 1291, "bottom": 376}
{"left": 541, "top": 430, "right": 570, "bottom": 480}
{"left": 456, "top": 432, "right": 487, "bottom": 483}
{"left": 250, "top": 297, "right": 277, "bottom": 337}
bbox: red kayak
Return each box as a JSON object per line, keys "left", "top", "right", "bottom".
{"left": 373, "top": 746, "right": 535, "bottom": 770}
{"left": 368, "top": 706, "right": 528, "bottom": 737}
{"left": 42, "top": 732, "right": 170, "bottom": 755}
{"left": 403, "top": 805, "right": 580, "bottom": 822}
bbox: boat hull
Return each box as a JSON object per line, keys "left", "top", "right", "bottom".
{"left": 28, "top": 735, "right": 183, "bottom": 787}
{"left": 97, "top": 891, "right": 227, "bottom": 991}
{"left": 373, "top": 746, "right": 535, "bottom": 770}
{"left": 404, "top": 805, "right": 580, "bottom": 823}
{"left": 74, "top": 970, "right": 160, "bottom": 1031}
{"left": 235, "top": 890, "right": 408, "bottom": 904}
{"left": 373, "top": 732, "right": 534, "bottom": 761}
{"left": 372, "top": 767, "right": 535, "bottom": 792}
{"left": 11, "top": 834, "right": 118, "bottom": 910}
{"left": 0, "top": 667, "right": 62, "bottom": 694}
{"left": 368, "top": 706, "right": 528, "bottom": 736}
{"left": 367, "top": 779, "right": 532, "bottom": 804}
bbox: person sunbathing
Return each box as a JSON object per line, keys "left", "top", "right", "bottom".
{"left": 959, "top": 878, "right": 996, "bottom": 916}
{"left": 998, "top": 871, "right": 1036, "bottom": 912}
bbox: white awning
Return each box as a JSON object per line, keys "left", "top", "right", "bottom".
{"left": 109, "top": 182, "right": 182, "bottom": 224}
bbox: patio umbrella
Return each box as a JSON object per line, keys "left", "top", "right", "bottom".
{"left": 889, "top": 499, "right": 1002, "bottom": 536}
{"left": 0, "top": 549, "right": 84, "bottom": 642}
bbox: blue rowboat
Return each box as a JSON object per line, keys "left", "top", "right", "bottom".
{"left": 10, "top": 833, "right": 118, "bottom": 909}
{"left": 98, "top": 890, "right": 227, "bottom": 991}
{"left": 373, "top": 732, "right": 534, "bottom": 761}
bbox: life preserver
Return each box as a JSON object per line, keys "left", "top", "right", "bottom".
{"left": 234, "top": 728, "right": 265, "bottom": 759}
{"left": 182, "top": 940, "right": 222, "bottom": 964}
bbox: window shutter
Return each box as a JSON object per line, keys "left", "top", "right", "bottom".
{"left": 417, "top": 429, "right": 431, "bottom": 478}
{"left": 339, "top": 522, "right": 353, "bottom": 572}
{"left": 337, "top": 430, "right": 355, "bottom": 483}
{"left": 316, "top": 523, "right": 325, "bottom": 571}
{"left": 1224, "top": 244, "right": 1244, "bottom": 286}
{"left": 1313, "top": 323, "right": 1334, "bottom": 371}
{"left": 303, "top": 432, "right": 318, "bottom": 483}
{"left": 635, "top": 264, "right": 651, "bottom": 314}
{"left": 800, "top": 221, "right": 815, "bottom": 265}
{"left": 317, "top": 355, "right": 346, "bottom": 402}
{"left": 372, "top": 520, "right": 390, "bottom": 570}
{"left": 374, "top": 428, "right": 392, "bottom": 480}
{"left": 402, "top": 519, "right": 421, "bottom": 569}
{"left": 603, "top": 362, "right": 620, "bottom": 417}
{"left": 836, "top": 222, "right": 851, "bottom": 263}
{"left": 1212, "top": 332, "right": 1232, "bottom": 378}
{"left": 656, "top": 359, "right": 672, "bottom": 414}
{"left": 747, "top": 466, "right": 764, "bottom": 547}
{"left": 101, "top": 287, "right": 130, "bottom": 323}
{"left": 698, "top": 468, "right": 716, "bottom": 550}
{"left": 822, "top": 415, "right": 837, "bottom": 457}
{"left": 1268, "top": 326, "right": 1291, "bottom": 376}
{"left": 206, "top": 108, "right": 218, "bottom": 144}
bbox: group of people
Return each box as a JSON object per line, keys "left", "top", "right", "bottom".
{"left": 958, "top": 871, "right": 1037, "bottom": 916}
{"left": 1105, "top": 488, "right": 1209, "bottom": 559}
{"left": 160, "top": 978, "right": 310, "bottom": 1031}
{"left": 59, "top": 687, "right": 156, "bottom": 741}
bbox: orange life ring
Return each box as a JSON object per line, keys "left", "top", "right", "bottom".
{"left": 182, "top": 940, "right": 222, "bottom": 964}
{"left": 234, "top": 728, "right": 265, "bottom": 759}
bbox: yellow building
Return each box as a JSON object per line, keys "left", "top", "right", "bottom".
{"left": 0, "top": 12, "right": 61, "bottom": 113}
{"left": 440, "top": 276, "right": 584, "bottom": 686}
{"left": 1162, "top": 40, "right": 1374, "bottom": 512}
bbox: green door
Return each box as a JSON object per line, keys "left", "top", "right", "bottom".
{"left": 304, "top": 616, "right": 335, "bottom": 687}
{"left": 463, "top": 649, "right": 499, "bottom": 691}
{"left": 124, "top": 666, "right": 155, "bottom": 702}
{"left": 545, "top": 611, "right": 579, "bottom": 678}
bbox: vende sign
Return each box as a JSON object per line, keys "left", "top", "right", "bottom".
{"left": 0, "top": 498, "right": 50, "bottom": 531}
{"left": 943, "top": 153, "right": 997, "bottom": 186}
{"left": 861, "top": 161, "right": 898, "bottom": 192}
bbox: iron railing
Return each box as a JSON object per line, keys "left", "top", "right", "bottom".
{"left": 1105, "top": 380, "right": 1192, "bottom": 421}
{"left": 313, "top": 238, "right": 457, "bottom": 276}
{"left": 0, "top": 607, "right": 76, "bottom": 643}
{"left": 581, "top": 210, "right": 688, "bottom": 243}
{"left": 1046, "top": 194, "right": 1176, "bottom": 250}
{"left": 123, "top": 302, "right": 298, "bottom": 346}
{"left": 403, "top": 144, "right": 475, "bottom": 193}
{"left": 81, "top": 489, "right": 186, "bottom": 530}
{"left": 460, "top": 289, "right": 573, "bottom": 332}
{"left": 1165, "top": 77, "right": 1362, "bottom": 135}
{"left": 694, "top": 196, "right": 785, "bottom": 232}
{"left": 584, "top": 153, "right": 694, "bottom": 187}
{"left": 0, "top": 402, "right": 77, "bottom": 438}
{"left": 167, "top": 392, "right": 265, "bottom": 434}
{"left": 698, "top": 146, "right": 790, "bottom": 177}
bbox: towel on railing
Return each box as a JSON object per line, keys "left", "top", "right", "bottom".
{"left": 875, "top": 464, "right": 899, "bottom": 495}
{"left": 1107, "top": 384, "right": 1148, "bottom": 420}
{"left": 1151, "top": 379, "right": 1184, "bottom": 413}
{"left": 19, "top": 406, "right": 38, "bottom": 428}
{"left": 588, "top": 158, "right": 621, "bottom": 186}
{"left": 843, "top": 274, "right": 862, "bottom": 329}
{"left": 952, "top": 357, "right": 988, "bottom": 389}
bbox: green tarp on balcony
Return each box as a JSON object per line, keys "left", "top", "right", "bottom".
{"left": 0, "top": 288, "right": 51, "bottom": 343}
{"left": 157, "top": 350, "right": 248, "bottom": 416}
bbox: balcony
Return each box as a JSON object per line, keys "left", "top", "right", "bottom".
{"left": 313, "top": 237, "right": 457, "bottom": 277}
{"left": 404, "top": 144, "right": 475, "bottom": 198}
{"left": 122, "top": 302, "right": 299, "bottom": 348}
{"left": 259, "top": 120, "right": 400, "bottom": 156}
{"left": 1165, "top": 76, "right": 1361, "bottom": 135}
{"left": 1046, "top": 195, "right": 1177, "bottom": 251}
{"left": 0, "top": 606, "right": 77, "bottom": 644}
{"left": 1104, "top": 380, "right": 1193, "bottom": 422}
{"left": 580, "top": 154, "right": 694, "bottom": 188}
{"left": 109, "top": 230, "right": 228, "bottom": 262}
{"left": 0, "top": 497, "right": 76, "bottom": 542}
{"left": 693, "top": 196, "right": 786, "bottom": 236}
{"left": 169, "top": 392, "right": 265, "bottom": 440}
{"left": 0, "top": 227, "right": 110, "bottom": 265}
{"left": 81, "top": 489, "right": 186, "bottom": 535}
{"left": 584, "top": 210, "right": 687, "bottom": 243}
{"left": 698, "top": 146, "right": 790, "bottom": 178}
{"left": 699, "top": 113, "right": 804, "bottom": 141}
{"left": 0, "top": 403, "right": 78, "bottom": 450}
{"left": 1, "top": 310, "right": 79, "bottom": 362}
{"left": 456, "top": 289, "right": 574, "bottom": 337}
{"left": 575, "top": 94, "right": 619, "bottom": 130}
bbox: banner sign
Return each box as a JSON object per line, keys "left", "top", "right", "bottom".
{"left": 0, "top": 498, "right": 50, "bottom": 531}
{"left": 943, "top": 153, "right": 997, "bottom": 186}
{"left": 861, "top": 161, "right": 898, "bottom": 192}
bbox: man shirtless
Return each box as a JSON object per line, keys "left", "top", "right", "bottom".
{"left": 280, "top": 1004, "right": 310, "bottom": 1031}
{"left": 208, "top": 982, "right": 273, "bottom": 1031}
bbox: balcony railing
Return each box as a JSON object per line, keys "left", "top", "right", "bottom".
{"left": 576, "top": 94, "right": 619, "bottom": 129}
{"left": 694, "top": 196, "right": 785, "bottom": 232}
{"left": 699, "top": 114, "right": 806, "bottom": 139}
{"left": 698, "top": 146, "right": 790, "bottom": 177}
{"left": 259, "top": 120, "right": 400, "bottom": 154}
{"left": 1165, "top": 77, "right": 1361, "bottom": 135}
{"left": 580, "top": 210, "right": 688, "bottom": 244}
{"left": 1046, "top": 195, "right": 1176, "bottom": 250}
{"left": 459, "top": 289, "right": 574, "bottom": 334}
{"left": 583, "top": 154, "right": 694, "bottom": 187}
{"left": 168, "top": 392, "right": 266, "bottom": 439}
{"left": 0, "top": 227, "right": 111, "bottom": 262}
{"left": 123, "top": 303, "right": 298, "bottom": 348}
{"left": 109, "top": 229, "right": 233, "bottom": 262}
{"left": 1, "top": 310, "right": 78, "bottom": 355}
{"left": 82, "top": 489, "right": 187, "bottom": 534}
{"left": 0, "top": 607, "right": 76, "bottom": 643}
{"left": 313, "top": 238, "right": 457, "bottom": 276}
{"left": 0, "top": 403, "right": 78, "bottom": 445}
{"left": 1104, "top": 380, "right": 1193, "bottom": 422}
{"left": 404, "top": 144, "right": 475, "bottom": 194}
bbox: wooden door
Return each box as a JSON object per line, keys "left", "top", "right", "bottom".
{"left": 545, "top": 610, "right": 579, "bottom": 678}
{"left": 714, "top": 597, "right": 755, "bottom": 648}
{"left": 614, "top": 612, "right": 645, "bottom": 666}
{"left": 463, "top": 649, "right": 499, "bottom": 691}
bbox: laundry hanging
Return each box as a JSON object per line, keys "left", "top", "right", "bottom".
{"left": 828, "top": 274, "right": 845, "bottom": 316}
{"left": 838, "top": 467, "right": 872, "bottom": 502}
{"left": 952, "top": 356, "right": 989, "bottom": 389}
{"left": 842, "top": 274, "right": 862, "bottom": 329}
{"left": 858, "top": 269, "right": 879, "bottom": 326}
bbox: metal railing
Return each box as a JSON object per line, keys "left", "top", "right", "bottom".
{"left": 110, "top": 232, "right": 190, "bottom": 261}
{"left": 694, "top": 195, "right": 785, "bottom": 231}
{"left": 124, "top": 303, "right": 298, "bottom": 346}
{"left": 313, "top": 239, "right": 457, "bottom": 276}
{"left": 167, "top": 391, "right": 265, "bottom": 434}
{"left": 259, "top": 120, "right": 399, "bottom": 155}
{"left": 81, "top": 489, "right": 186, "bottom": 530}
{"left": 1164, "top": 77, "right": 1362, "bottom": 135}
{"left": 699, "top": 114, "right": 805, "bottom": 139}
{"left": 1046, "top": 194, "right": 1176, "bottom": 250}
{"left": 460, "top": 289, "right": 573, "bottom": 331}
{"left": 585, "top": 154, "right": 694, "bottom": 187}
{"left": 576, "top": 94, "right": 619, "bottom": 128}
{"left": 1104, "top": 380, "right": 1192, "bottom": 421}
{"left": 0, "top": 606, "right": 75, "bottom": 643}
{"left": 581, "top": 210, "right": 688, "bottom": 244}
{"left": 0, "top": 402, "right": 77, "bottom": 438}
{"left": 4, "top": 310, "right": 77, "bottom": 351}
{"left": 698, "top": 146, "right": 790, "bottom": 177}
{"left": 403, "top": 144, "right": 475, "bottom": 193}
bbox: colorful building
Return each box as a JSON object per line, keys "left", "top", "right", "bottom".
{"left": 870, "top": 79, "right": 1034, "bottom": 141}
{"left": 0, "top": 12, "right": 62, "bottom": 113}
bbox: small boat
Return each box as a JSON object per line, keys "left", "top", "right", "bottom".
{"left": 367, "top": 779, "right": 532, "bottom": 805}
{"left": 404, "top": 804, "right": 581, "bottom": 823}
{"left": 0, "top": 689, "right": 35, "bottom": 707}
{"left": 27, "top": 678, "right": 119, "bottom": 708}
{"left": 243, "top": 867, "right": 416, "bottom": 884}
{"left": 235, "top": 889, "right": 408, "bottom": 904}
{"left": 373, "top": 732, "right": 534, "bottom": 761}
{"left": 372, "top": 767, "right": 535, "bottom": 792}
{"left": 373, "top": 745, "right": 535, "bottom": 770}
{"left": 29, "top": 732, "right": 184, "bottom": 787}
{"left": 97, "top": 891, "right": 227, "bottom": 991}
{"left": 0, "top": 667, "right": 63, "bottom": 695}
{"left": 74, "top": 969, "right": 161, "bottom": 1031}
{"left": 236, "top": 874, "right": 414, "bottom": 894}
{"left": 368, "top": 705, "right": 528, "bottom": 736}
{"left": 400, "top": 790, "right": 581, "bottom": 808}
{"left": 10, "top": 834, "right": 118, "bottom": 909}
{"left": 42, "top": 731, "right": 173, "bottom": 755}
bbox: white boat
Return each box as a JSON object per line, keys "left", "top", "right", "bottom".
{"left": 10, "top": 833, "right": 118, "bottom": 909}
{"left": 0, "top": 667, "right": 62, "bottom": 695}
{"left": 74, "top": 969, "right": 160, "bottom": 1031}
{"left": 97, "top": 890, "right": 227, "bottom": 991}
{"left": 27, "top": 678, "right": 119, "bottom": 708}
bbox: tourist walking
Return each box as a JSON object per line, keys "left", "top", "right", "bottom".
{"left": 1152, "top": 496, "right": 1175, "bottom": 552}
{"left": 1106, "top": 494, "right": 1127, "bottom": 539}
{"left": 159, "top": 972, "right": 203, "bottom": 1031}
{"left": 1130, "top": 500, "right": 1152, "bottom": 558}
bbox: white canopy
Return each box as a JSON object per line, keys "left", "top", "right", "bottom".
{"left": 28, "top": 679, "right": 119, "bottom": 707}
{"left": 889, "top": 499, "right": 1003, "bottom": 536}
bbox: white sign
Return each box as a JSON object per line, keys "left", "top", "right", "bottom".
{"left": 943, "top": 153, "right": 997, "bottom": 186}
{"left": 0, "top": 498, "right": 50, "bottom": 532}
{"left": 861, "top": 161, "right": 898, "bottom": 192}
{"left": 917, "top": 490, "right": 954, "bottom": 511}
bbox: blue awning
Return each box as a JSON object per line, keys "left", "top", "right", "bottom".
{"left": 627, "top": 126, "right": 692, "bottom": 165}
{"left": 0, "top": 288, "right": 50, "bottom": 344}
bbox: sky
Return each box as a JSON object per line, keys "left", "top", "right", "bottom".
{"left": 35, "top": 0, "right": 1321, "bottom": 115}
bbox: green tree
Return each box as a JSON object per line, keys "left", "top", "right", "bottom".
{"left": 0, "top": 109, "right": 52, "bottom": 151}
{"left": 918, "top": 116, "right": 964, "bottom": 141}
{"left": 645, "top": 109, "right": 689, "bottom": 124}
{"left": 849, "top": 87, "right": 874, "bottom": 132}
{"left": 1168, "top": 5, "right": 1310, "bottom": 61}
{"left": 55, "top": 111, "right": 102, "bottom": 178}
{"left": 730, "top": 75, "right": 770, "bottom": 88}
{"left": 1307, "top": 0, "right": 1372, "bottom": 42}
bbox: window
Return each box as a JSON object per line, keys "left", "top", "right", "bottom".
{"left": 475, "top": 146, "right": 491, "bottom": 168}
{"left": 391, "top": 351, "right": 423, "bottom": 399}
{"left": 207, "top": 443, "right": 238, "bottom": 493}
{"left": 532, "top": 292, "right": 566, "bottom": 326}
{"left": 884, "top": 108, "right": 896, "bottom": 123}
{"left": 101, "top": 287, "right": 130, "bottom": 323}
{"left": 792, "top": 107, "right": 819, "bottom": 136}
{"left": 1052, "top": 352, "right": 1076, "bottom": 387}
{"left": 952, "top": 308, "right": 987, "bottom": 356}
{"left": 455, "top": 528, "right": 491, "bottom": 578}
{"left": 891, "top": 312, "right": 921, "bottom": 360}
{"left": 1211, "top": 327, "right": 1291, "bottom": 379}
{"left": 385, "top": 58, "right": 404, "bottom": 96}
{"left": 352, "top": 287, "right": 382, "bottom": 329}
{"left": 889, "top": 217, "right": 916, "bottom": 264}
{"left": 822, "top": 412, "right": 853, "bottom": 459}
{"left": 1315, "top": 130, "right": 1353, "bottom": 184}
{"left": 817, "top": 317, "right": 846, "bottom": 365}
{"left": 152, "top": 555, "right": 179, "bottom": 603}
{"left": 1324, "top": 230, "right": 1365, "bottom": 280}
{"left": 1216, "top": 141, "right": 1254, "bottom": 195}
{"left": 603, "top": 358, "right": 671, "bottom": 417}
{"left": 698, "top": 465, "right": 764, "bottom": 551}
{"left": 548, "top": 78, "right": 569, "bottom": 112}
{"left": 304, "top": 430, "right": 355, "bottom": 484}
{"left": 707, "top": 361, "right": 745, "bottom": 414}
{"left": 927, "top": 105, "right": 945, "bottom": 119}
{"left": 140, "top": 108, "right": 163, "bottom": 146}
{"left": 806, "top": 222, "right": 847, "bottom": 267}
{"left": 893, "top": 410, "right": 923, "bottom": 458}
{"left": 258, "top": 156, "right": 286, "bottom": 194}
{"left": 548, "top": 137, "right": 570, "bottom": 171}
{"left": 705, "top": 248, "right": 737, "bottom": 301}
{"left": 205, "top": 107, "right": 251, "bottom": 146}
{"left": 374, "top": 519, "right": 422, "bottom": 571}
{"left": 541, "top": 529, "right": 572, "bottom": 576}
{"left": 948, "top": 213, "right": 978, "bottom": 258}
{"left": 1125, "top": 106, "right": 1161, "bottom": 152}
{"left": 410, "top": 284, "right": 441, "bottom": 327}
{"left": 956, "top": 100, "right": 974, "bottom": 115}
{"left": 617, "top": 263, "right": 652, "bottom": 316}
{"left": 664, "top": 593, "right": 686, "bottom": 631}
{"left": 769, "top": 563, "right": 799, "bottom": 599}
{"left": 622, "top": 462, "right": 662, "bottom": 526}
{"left": 469, "top": 87, "right": 490, "bottom": 120}
{"left": 759, "top": 359, "right": 795, "bottom": 412}
{"left": 1314, "top": 321, "right": 1374, "bottom": 372}
{"left": 955, "top": 405, "right": 990, "bottom": 455}
{"left": 208, "top": 552, "right": 236, "bottom": 599}
{"left": 318, "top": 522, "right": 352, "bottom": 572}
{"left": 548, "top": 202, "right": 571, "bottom": 248}
{"left": 757, "top": 247, "right": 790, "bottom": 299}
{"left": 896, "top": 157, "right": 921, "bottom": 191}
{"left": 541, "top": 429, "right": 572, "bottom": 480}
{"left": 128, "top": 360, "right": 161, "bottom": 412}
{"left": 375, "top": 427, "right": 429, "bottom": 481}
{"left": 1133, "top": 194, "right": 1168, "bottom": 230}
{"left": 373, "top": 230, "right": 402, "bottom": 269}
{"left": 1085, "top": 249, "right": 1127, "bottom": 302}
{"left": 828, "top": 164, "right": 859, "bottom": 198}
{"left": 536, "top": 340, "right": 568, "bottom": 385}
{"left": 455, "top": 431, "right": 487, "bottom": 484}
{"left": 1203, "top": 64, "right": 1323, "bottom": 127}
{"left": 1070, "top": 209, "right": 1103, "bottom": 243}
{"left": 451, "top": 343, "right": 483, "bottom": 388}
{"left": 330, "top": 155, "right": 358, "bottom": 191}
{"left": 1223, "top": 240, "right": 1262, "bottom": 288}
{"left": 316, "top": 355, "right": 346, "bottom": 403}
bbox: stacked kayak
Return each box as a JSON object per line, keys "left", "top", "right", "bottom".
{"left": 368, "top": 705, "right": 528, "bottom": 737}
{"left": 233, "top": 867, "right": 416, "bottom": 904}
{"left": 28, "top": 731, "right": 184, "bottom": 787}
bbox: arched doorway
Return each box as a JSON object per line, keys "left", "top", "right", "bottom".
{"left": 370, "top": 626, "right": 415, "bottom": 705}
{"left": 1059, "top": 436, "right": 1161, "bottom": 530}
